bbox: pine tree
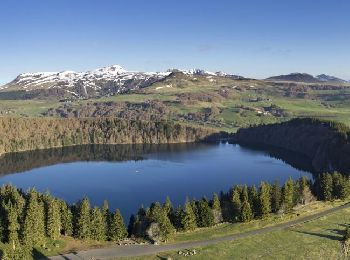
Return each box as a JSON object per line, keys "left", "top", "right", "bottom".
{"left": 259, "top": 182, "right": 271, "bottom": 218}
{"left": 102, "top": 200, "right": 111, "bottom": 239}
{"left": 240, "top": 200, "right": 253, "bottom": 222}
{"left": 45, "top": 197, "right": 61, "bottom": 240}
{"left": 75, "top": 197, "right": 91, "bottom": 240}
{"left": 249, "top": 185, "right": 259, "bottom": 216}
{"left": 110, "top": 209, "right": 128, "bottom": 241}
{"left": 172, "top": 206, "right": 184, "bottom": 230}
{"left": 90, "top": 207, "right": 106, "bottom": 241}
{"left": 163, "top": 196, "right": 173, "bottom": 217}
{"left": 60, "top": 201, "right": 73, "bottom": 236}
{"left": 231, "top": 186, "right": 242, "bottom": 221}
{"left": 5, "top": 202, "right": 20, "bottom": 250}
{"left": 333, "top": 172, "right": 350, "bottom": 200}
{"left": 196, "top": 199, "right": 215, "bottom": 227}
{"left": 212, "top": 193, "right": 221, "bottom": 211}
{"left": 148, "top": 202, "right": 174, "bottom": 240}
{"left": 282, "top": 178, "right": 295, "bottom": 212}
{"left": 241, "top": 185, "right": 249, "bottom": 202}
{"left": 319, "top": 173, "right": 333, "bottom": 201}
{"left": 181, "top": 199, "right": 197, "bottom": 231}
{"left": 271, "top": 181, "right": 282, "bottom": 213}
{"left": 22, "top": 189, "right": 46, "bottom": 246}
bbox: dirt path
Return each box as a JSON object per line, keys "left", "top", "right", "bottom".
{"left": 48, "top": 202, "right": 350, "bottom": 260}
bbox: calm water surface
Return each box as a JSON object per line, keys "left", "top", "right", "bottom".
{"left": 0, "top": 143, "right": 313, "bottom": 219}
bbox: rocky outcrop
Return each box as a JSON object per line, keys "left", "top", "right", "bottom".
{"left": 234, "top": 118, "right": 350, "bottom": 174}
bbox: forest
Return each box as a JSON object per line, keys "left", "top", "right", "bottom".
{"left": 0, "top": 172, "right": 349, "bottom": 259}
{"left": 0, "top": 117, "right": 214, "bottom": 155}
{"left": 235, "top": 118, "right": 350, "bottom": 174}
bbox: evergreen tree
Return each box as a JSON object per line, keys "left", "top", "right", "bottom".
{"left": 90, "top": 207, "right": 106, "bottom": 241}
{"left": 60, "top": 201, "right": 73, "bottom": 236}
{"left": 163, "top": 196, "right": 173, "bottom": 217}
{"left": 230, "top": 186, "right": 242, "bottom": 221}
{"left": 75, "top": 197, "right": 91, "bottom": 240}
{"left": 271, "top": 181, "right": 282, "bottom": 213}
{"left": 240, "top": 200, "right": 253, "bottom": 222}
{"left": 212, "top": 193, "right": 221, "bottom": 211}
{"left": 333, "top": 172, "right": 350, "bottom": 200}
{"left": 181, "top": 199, "right": 197, "bottom": 231}
{"left": 172, "top": 206, "right": 184, "bottom": 231}
{"left": 110, "top": 209, "right": 128, "bottom": 241}
{"left": 45, "top": 197, "right": 61, "bottom": 240}
{"left": 22, "top": 189, "right": 46, "bottom": 246}
{"left": 102, "top": 200, "right": 111, "bottom": 239}
{"left": 249, "top": 185, "right": 259, "bottom": 216}
{"left": 5, "top": 202, "right": 20, "bottom": 250}
{"left": 127, "top": 214, "right": 136, "bottom": 237}
{"left": 196, "top": 199, "right": 215, "bottom": 227}
{"left": 319, "top": 173, "right": 333, "bottom": 201}
{"left": 148, "top": 202, "right": 174, "bottom": 240}
{"left": 283, "top": 178, "right": 295, "bottom": 212}
{"left": 259, "top": 182, "right": 271, "bottom": 218}
{"left": 241, "top": 185, "right": 249, "bottom": 202}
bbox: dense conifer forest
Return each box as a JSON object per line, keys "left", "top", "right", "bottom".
{"left": 235, "top": 118, "right": 350, "bottom": 174}
{"left": 0, "top": 172, "right": 349, "bottom": 259}
{"left": 0, "top": 117, "right": 214, "bottom": 155}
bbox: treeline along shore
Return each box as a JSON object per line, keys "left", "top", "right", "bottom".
{"left": 0, "top": 117, "right": 216, "bottom": 156}
{"left": 234, "top": 118, "right": 350, "bottom": 174}
{"left": 0, "top": 172, "right": 349, "bottom": 259}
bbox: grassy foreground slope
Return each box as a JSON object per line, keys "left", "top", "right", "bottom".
{"left": 126, "top": 202, "right": 350, "bottom": 260}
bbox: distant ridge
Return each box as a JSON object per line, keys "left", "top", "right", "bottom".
{"left": 266, "top": 73, "right": 348, "bottom": 83}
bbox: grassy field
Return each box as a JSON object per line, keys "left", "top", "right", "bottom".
{"left": 1, "top": 78, "right": 350, "bottom": 130}
{"left": 125, "top": 201, "right": 350, "bottom": 260}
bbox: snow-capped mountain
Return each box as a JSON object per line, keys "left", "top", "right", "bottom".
{"left": 0, "top": 65, "right": 244, "bottom": 99}
{"left": 1, "top": 65, "right": 171, "bottom": 99}
{"left": 168, "top": 68, "right": 243, "bottom": 79}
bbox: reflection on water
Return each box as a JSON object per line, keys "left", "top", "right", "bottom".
{"left": 0, "top": 142, "right": 314, "bottom": 219}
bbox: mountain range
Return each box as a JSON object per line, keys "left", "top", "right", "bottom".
{"left": 0, "top": 66, "right": 348, "bottom": 100}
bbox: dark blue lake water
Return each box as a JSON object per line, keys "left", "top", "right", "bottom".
{"left": 0, "top": 143, "right": 313, "bottom": 220}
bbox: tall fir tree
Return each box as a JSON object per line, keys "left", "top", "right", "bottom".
{"left": 249, "top": 185, "right": 259, "bottom": 217}
{"left": 22, "top": 189, "right": 45, "bottom": 246}
{"left": 319, "top": 173, "right": 333, "bottom": 201}
{"left": 181, "top": 199, "right": 197, "bottom": 231}
{"left": 196, "top": 199, "right": 215, "bottom": 227}
{"left": 110, "top": 209, "right": 128, "bottom": 241}
{"left": 45, "top": 197, "right": 61, "bottom": 240}
{"left": 259, "top": 182, "right": 271, "bottom": 218}
{"left": 230, "top": 186, "right": 242, "bottom": 221}
{"left": 90, "top": 207, "right": 106, "bottom": 241}
{"left": 240, "top": 200, "right": 253, "bottom": 222}
{"left": 282, "top": 178, "right": 295, "bottom": 212}
{"left": 163, "top": 196, "right": 173, "bottom": 217}
{"left": 5, "top": 202, "right": 20, "bottom": 250}
{"left": 102, "top": 200, "right": 111, "bottom": 239}
{"left": 271, "top": 181, "right": 282, "bottom": 213}
{"left": 148, "top": 202, "right": 174, "bottom": 240}
{"left": 212, "top": 193, "right": 221, "bottom": 211}
{"left": 75, "top": 197, "right": 91, "bottom": 240}
{"left": 60, "top": 201, "right": 73, "bottom": 236}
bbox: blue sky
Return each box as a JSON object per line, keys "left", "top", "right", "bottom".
{"left": 0, "top": 0, "right": 349, "bottom": 83}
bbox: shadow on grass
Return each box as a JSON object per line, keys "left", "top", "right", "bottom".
{"left": 295, "top": 229, "right": 344, "bottom": 241}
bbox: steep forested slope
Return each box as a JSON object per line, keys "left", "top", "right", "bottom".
{"left": 235, "top": 118, "right": 350, "bottom": 173}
